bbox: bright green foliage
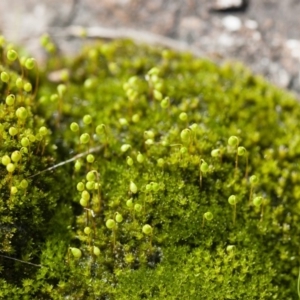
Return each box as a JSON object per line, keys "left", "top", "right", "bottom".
{"left": 1, "top": 38, "right": 300, "bottom": 299}
{"left": 0, "top": 39, "right": 65, "bottom": 299}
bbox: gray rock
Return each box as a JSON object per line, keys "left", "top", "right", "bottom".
{"left": 210, "top": 0, "right": 248, "bottom": 11}
{"left": 222, "top": 15, "right": 242, "bottom": 31}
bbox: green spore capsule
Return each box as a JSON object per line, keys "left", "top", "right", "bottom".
{"left": 119, "top": 118, "right": 128, "bottom": 126}
{"left": 86, "top": 171, "right": 96, "bottom": 182}
{"left": 80, "top": 198, "right": 88, "bottom": 207}
{"left": 253, "top": 196, "right": 263, "bottom": 207}
{"left": 145, "top": 139, "right": 154, "bottom": 145}
{"left": 6, "top": 163, "right": 16, "bottom": 173}
{"left": 126, "top": 198, "right": 133, "bottom": 208}
{"left": 180, "top": 147, "right": 188, "bottom": 154}
{"left": 150, "top": 182, "right": 159, "bottom": 192}
{"left": 142, "top": 224, "right": 153, "bottom": 235}
{"left": 237, "top": 146, "right": 246, "bottom": 156}
{"left": 93, "top": 246, "right": 101, "bottom": 256}
{"left": 137, "top": 152, "right": 145, "bottom": 163}
{"left": 126, "top": 156, "right": 133, "bottom": 166}
{"left": 228, "top": 136, "right": 239, "bottom": 147}
{"left": 5, "top": 94, "right": 15, "bottom": 106}
{"left": 39, "top": 126, "right": 48, "bottom": 136}
{"left": 226, "top": 245, "right": 236, "bottom": 252}
{"left": 16, "top": 77, "right": 23, "bottom": 88}
{"left": 250, "top": 175, "right": 258, "bottom": 184}
{"left": 9, "top": 127, "right": 18, "bottom": 136}
{"left": 28, "top": 134, "right": 36, "bottom": 142}
{"left": 70, "top": 247, "right": 82, "bottom": 259}
{"left": 130, "top": 181, "right": 138, "bottom": 194}
{"left": 84, "top": 227, "right": 92, "bottom": 235}
{"left": 180, "top": 128, "right": 191, "bottom": 143}
{"left": 134, "top": 203, "right": 142, "bottom": 212}
{"left": 200, "top": 160, "right": 209, "bottom": 173}
{"left": 121, "top": 144, "right": 131, "bottom": 152}
{"left": 50, "top": 94, "right": 58, "bottom": 102}
{"left": 189, "top": 123, "right": 198, "bottom": 132}
{"left": 10, "top": 186, "right": 18, "bottom": 195}
{"left": 228, "top": 195, "right": 237, "bottom": 205}
{"left": 2, "top": 155, "right": 11, "bottom": 166}
{"left": 115, "top": 213, "right": 123, "bottom": 223}
{"left": 132, "top": 114, "right": 140, "bottom": 123}
{"left": 145, "top": 184, "right": 152, "bottom": 192}
{"left": 106, "top": 219, "right": 116, "bottom": 229}
{"left": 1, "top": 71, "right": 9, "bottom": 82}
{"left": 16, "top": 107, "right": 28, "bottom": 120}
{"left": 70, "top": 122, "right": 79, "bottom": 132}
{"left": 7, "top": 49, "right": 18, "bottom": 61}
{"left": 86, "top": 154, "right": 95, "bottom": 163}
{"left": 179, "top": 112, "right": 188, "bottom": 121}
{"left": 57, "top": 84, "right": 67, "bottom": 96}
{"left": 20, "top": 147, "right": 28, "bottom": 154}
{"left": 24, "top": 58, "right": 35, "bottom": 70}
{"left": 204, "top": 212, "right": 213, "bottom": 221}
{"left": 160, "top": 97, "right": 169, "bottom": 108}
{"left": 60, "top": 69, "right": 69, "bottom": 81}
{"left": 153, "top": 90, "right": 162, "bottom": 101}
{"left": 148, "top": 67, "right": 160, "bottom": 76}
{"left": 157, "top": 158, "right": 164, "bottom": 167}
{"left": 86, "top": 181, "right": 95, "bottom": 190}
{"left": 74, "top": 160, "right": 82, "bottom": 171}
{"left": 23, "top": 82, "right": 32, "bottom": 92}
{"left": 81, "top": 190, "right": 90, "bottom": 201}
{"left": 211, "top": 149, "right": 221, "bottom": 157}
{"left": 11, "top": 151, "right": 21, "bottom": 162}
{"left": 20, "top": 179, "right": 28, "bottom": 189}
{"left": 95, "top": 124, "right": 106, "bottom": 135}
{"left": 76, "top": 182, "right": 85, "bottom": 192}
{"left": 83, "top": 114, "right": 92, "bottom": 125}
{"left": 40, "top": 33, "right": 50, "bottom": 46}
{"left": 144, "top": 130, "right": 155, "bottom": 139}
{"left": 84, "top": 78, "right": 96, "bottom": 90}
{"left": 80, "top": 133, "right": 90, "bottom": 144}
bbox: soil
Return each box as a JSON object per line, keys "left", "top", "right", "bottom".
{"left": 1, "top": 0, "right": 300, "bottom": 97}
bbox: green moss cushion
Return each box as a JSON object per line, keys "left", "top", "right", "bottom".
{"left": 1, "top": 38, "right": 300, "bottom": 299}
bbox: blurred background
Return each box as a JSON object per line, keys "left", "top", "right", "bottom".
{"left": 1, "top": 0, "right": 300, "bottom": 96}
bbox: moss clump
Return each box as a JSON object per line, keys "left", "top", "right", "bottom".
{"left": 0, "top": 49, "right": 62, "bottom": 279}
{"left": 1, "top": 36, "right": 300, "bottom": 299}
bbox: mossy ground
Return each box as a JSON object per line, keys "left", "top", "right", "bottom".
{"left": 1, "top": 36, "right": 300, "bottom": 299}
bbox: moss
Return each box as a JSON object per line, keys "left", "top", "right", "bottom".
{"left": 1, "top": 37, "right": 300, "bottom": 299}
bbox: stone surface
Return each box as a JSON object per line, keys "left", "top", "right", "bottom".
{"left": 222, "top": 15, "right": 242, "bottom": 31}
{"left": 211, "top": 0, "right": 246, "bottom": 11}
{"left": 1, "top": 0, "right": 300, "bottom": 96}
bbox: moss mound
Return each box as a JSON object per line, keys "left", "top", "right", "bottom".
{"left": 1, "top": 37, "right": 300, "bottom": 299}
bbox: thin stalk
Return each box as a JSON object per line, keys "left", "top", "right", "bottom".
{"left": 298, "top": 266, "right": 300, "bottom": 298}
{"left": 244, "top": 154, "right": 249, "bottom": 178}
{"left": 0, "top": 254, "right": 42, "bottom": 267}
{"left": 28, "top": 145, "right": 102, "bottom": 178}
{"left": 233, "top": 203, "right": 236, "bottom": 226}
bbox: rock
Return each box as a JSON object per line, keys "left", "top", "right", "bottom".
{"left": 277, "top": 69, "right": 291, "bottom": 88}
{"left": 286, "top": 39, "right": 300, "bottom": 60}
{"left": 218, "top": 33, "right": 235, "bottom": 48}
{"left": 244, "top": 19, "right": 258, "bottom": 30}
{"left": 222, "top": 15, "right": 242, "bottom": 31}
{"left": 289, "top": 73, "right": 300, "bottom": 94}
{"left": 179, "top": 17, "right": 204, "bottom": 43}
{"left": 210, "top": 0, "right": 248, "bottom": 12}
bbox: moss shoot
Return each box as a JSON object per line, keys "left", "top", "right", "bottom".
{"left": 1, "top": 36, "right": 300, "bottom": 299}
